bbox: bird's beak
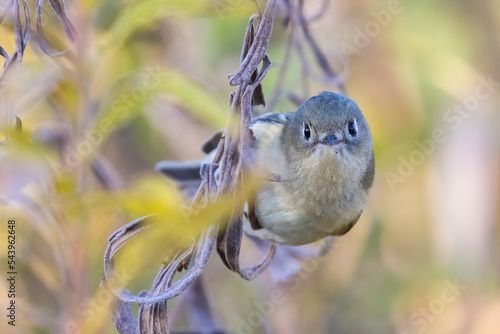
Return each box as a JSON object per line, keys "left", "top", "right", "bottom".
{"left": 319, "top": 133, "right": 344, "bottom": 146}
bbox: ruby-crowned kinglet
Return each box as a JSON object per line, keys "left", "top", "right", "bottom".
{"left": 156, "top": 92, "right": 374, "bottom": 246}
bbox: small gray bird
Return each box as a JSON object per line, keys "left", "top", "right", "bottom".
{"left": 156, "top": 92, "right": 374, "bottom": 246}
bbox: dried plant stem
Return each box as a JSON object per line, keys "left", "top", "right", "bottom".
{"left": 102, "top": 1, "right": 348, "bottom": 332}
{"left": 103, "top": 1, "right": 281, "bottom": 333}
{"left": 264, "top": 30, "right": 294, "bottom": 113}
{"left": 1, "top": 0, "right": 77, "bottom": 145}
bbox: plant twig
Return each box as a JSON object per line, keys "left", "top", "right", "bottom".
{"left": 103, "top": 1, "right": 280, "bottom": 332}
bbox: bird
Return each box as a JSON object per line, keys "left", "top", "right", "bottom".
{"left": 156, "top": 91, "right": 374, "bottom": 246}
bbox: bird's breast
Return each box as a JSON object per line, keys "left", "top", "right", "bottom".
{"left": 246, "top": 116, "right": 367, "bottom": 245}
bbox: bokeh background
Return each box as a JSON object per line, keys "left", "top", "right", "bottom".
{"left": 1, "top": 0, "right": 499, "bottom": 333}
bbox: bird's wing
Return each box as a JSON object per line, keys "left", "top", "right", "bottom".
{"left": 251, "top": 112, "right": 290, "bottom": 126}
{"left": 201, "top": 112, "right": 290, "bottom": 154}
{"left": 250, "top": 113, "right": 290, "bottom": 154}
{"left": 157, "top": 112, "right": 290, "bottom": 192}
{"left": 201, "top": 131, "right": 223, "bottom": 154}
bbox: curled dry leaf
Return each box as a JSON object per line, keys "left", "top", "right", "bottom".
{"left": 103, "top": 0, "right": 345, "bottom": 332}
{"left": 228, "top": 0, "right": 278, "bottom": 86}
{"left": 103, "top": 1, "right": 281, "bottom": 332}
{"left": 35, "top": 0, "right": 72, "bottom": 56}
{"left": 1, "top": 0, "right": 77, "bottom": 83}
{"left": 47, "top": 0, "right": 78, "bottom": 42}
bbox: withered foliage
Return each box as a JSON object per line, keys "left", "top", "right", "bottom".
{"left": 102, "top": 1, "right": 346, "bottom": 332}
{"left": 102, "top": 2, "right": 280, "bottom": 332}
{"left": 1, "top": 0, "right": 76, "bottom": 141}
{"left": 0, "top": 0, "right": 76, "bottom": 81}
{"left": 2, "top": 1, "right": 346, "bottom": 333}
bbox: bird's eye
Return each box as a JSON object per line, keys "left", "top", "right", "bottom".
{"left": 348, "top": 121, "right": 357, "bottom": 137}
{"left": 304, "top": 124, "right": 311, "bottom": 140}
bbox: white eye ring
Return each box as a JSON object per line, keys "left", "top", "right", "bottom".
{"left": 304, "top": 123, "right": 311, "bottom": 140}
{"left": 347, "top": 119, "right": 357, "bottom": 137}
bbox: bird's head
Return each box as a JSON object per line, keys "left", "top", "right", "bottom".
{"left": 282, "top": 92, "right": 373, "bottom": 175}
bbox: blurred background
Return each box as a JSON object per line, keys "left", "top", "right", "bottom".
{"left": 0, "top": 0, "right": 499, "bottom": 333}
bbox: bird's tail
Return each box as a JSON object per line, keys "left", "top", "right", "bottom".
{"left": 155, "top": 160, "right": 203, "bottom": 197}
{"left": 155, "top": 131, "right": 222, "bottom": 196}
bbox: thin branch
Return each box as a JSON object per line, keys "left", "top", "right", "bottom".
{"left": 307, "top": 0, "right": 329, "bottom": 22}
{"left": 104, "top": 2, "right": 280, "bottom": 332}
{"left": 0, "top": 0, "right": 15, "bottom": 25}
{"left": 0, "top": 46, "right": 10, "bottom": 64}
{"left": 298, "top": 0, "right": 345, "bottom": 93}
{"left": 290, "top": 4, "right": 310, "bottom": 99}
{"left": 184, "top": 278, "right": 219, "bottom": 332}
{"left": 103, "top": 1, "right": 349, "bottom": 332}
{"left": 264, "top": 29, "right": 293, "bottom": 113}
{"left": 91, "top": 154, "right": 125, "bottom": 190}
